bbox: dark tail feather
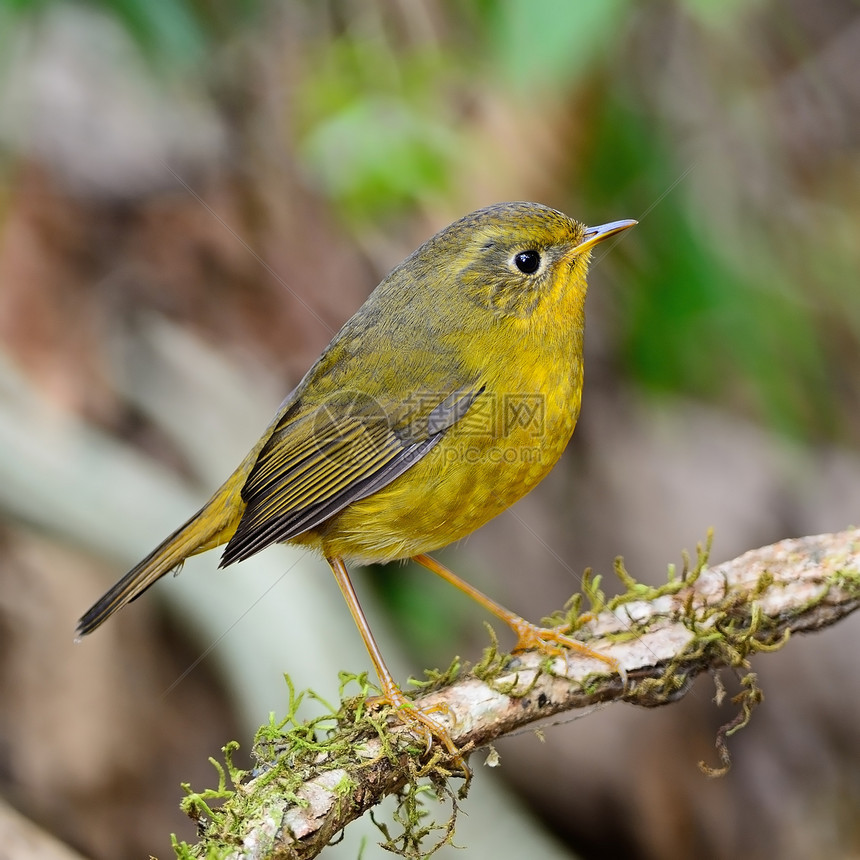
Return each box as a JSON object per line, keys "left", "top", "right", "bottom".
{"left": 76, "top": 519, "right": 191, "bottom": 637}
{"left": 76, "top": 488, "right": 243, "bottom": 637}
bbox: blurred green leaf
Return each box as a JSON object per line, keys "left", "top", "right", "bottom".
{"left": 0, "top": 0, "right": 49, "bottom": 10}
{"left": 296, "top": 38, "right": 460, "bottom": 220}
{"left": 485, "top": 0, "right": 632, "bottom": 89}
{"left": 299, "top": 97, "right": 456, "bottom": 221}
{"left": 98, "top": 0, "right": 206, "bottom": 64}
{"left": 0, "top": 0, "right": 264, "bottom": 69}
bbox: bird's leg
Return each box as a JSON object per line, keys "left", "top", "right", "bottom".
{"left": 411, "top": 553, "right": 621, "bottom": 677}
{"left": 326, "top": 556, "right": 466, "bottom": 769}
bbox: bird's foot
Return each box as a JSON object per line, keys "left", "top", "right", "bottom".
{"left": 510, "top": 618, "right": 626, "bottom": 684}
{"left": 367, "top": 687, "right": 469, "bottom": 775}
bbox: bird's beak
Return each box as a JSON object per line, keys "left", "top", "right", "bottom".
{"left": 577, "top": 219, "right": 637, "bottom": 254}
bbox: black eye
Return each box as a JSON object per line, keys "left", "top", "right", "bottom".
{"left": 513, "top": 250, "right": 541, "bottom": 274}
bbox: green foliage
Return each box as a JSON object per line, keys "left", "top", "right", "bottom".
{"left": 5, "top": 0, "right": 854, "bottom": 439}
{"left": 295, "top": 38, "right": 459, "bottom": 222}
{"left": 92, "top": 0, "right": 207, "bottom": 64}
{"left": 581, "top": 96, "right": 837, "bottom": 437}
{"left": 0, "top": 0, "right": 263, "bottom": 69}
{"left": 483, "top": 0, "right": 632, "bottom": 89}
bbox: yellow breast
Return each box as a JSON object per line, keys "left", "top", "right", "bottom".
{"left": 301, "top": 332, "right": 584, "bottom": 564}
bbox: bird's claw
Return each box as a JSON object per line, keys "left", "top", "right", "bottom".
{"left": 511, "top": 620, "right": 626, "bottom": 685}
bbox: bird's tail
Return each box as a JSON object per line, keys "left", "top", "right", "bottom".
{"left": 76, "top": 481, "right": 244, "bottom": 638}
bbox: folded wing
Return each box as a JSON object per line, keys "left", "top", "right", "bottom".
{"left": 220, "top": 385, "right": 482, "bottom": 565}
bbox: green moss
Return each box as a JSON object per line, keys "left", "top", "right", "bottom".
{"left": 607, "top": 529, "right": 713, "bottom": 614}
{"left": 172, "top": 669, "right": 471, "bottom": 858}
{"left": 830, "top": 567, "right": 860, "bottom": 593}
{"left": 407, "top": 657, "right": 463, "bottom": 693}
{"left": 372, "top": 779, "right": 461, "bottom": 857}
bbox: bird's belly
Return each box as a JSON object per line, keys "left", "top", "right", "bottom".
{"left": 300, "top": 399, "right": 577, "bottom": 564}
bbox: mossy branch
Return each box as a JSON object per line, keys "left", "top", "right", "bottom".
{"left": 177, "top": 528, "right": 860, "bottom": 859}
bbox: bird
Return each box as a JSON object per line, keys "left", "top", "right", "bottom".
{"left": 77, "top": 202, "right": 635, "bottom": 759}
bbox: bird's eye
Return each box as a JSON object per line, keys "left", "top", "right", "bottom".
{"left": 513, "top": 250, "right": 541, "bottom": 274}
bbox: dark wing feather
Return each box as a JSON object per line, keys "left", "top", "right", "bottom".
{"left": 220, "top": 386, "right": 482, "bottom": 565}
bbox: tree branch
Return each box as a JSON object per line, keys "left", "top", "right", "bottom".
{"left": 177, "top": 528, "right": 860, "bottom": 859}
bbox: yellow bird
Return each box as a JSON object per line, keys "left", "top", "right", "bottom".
{"left": 78, "top": 202, "right": 635, "bottom": 757}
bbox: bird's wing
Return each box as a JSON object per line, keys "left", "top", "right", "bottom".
{"left": 219, "top": 384, "right": 482, "bottom": 564}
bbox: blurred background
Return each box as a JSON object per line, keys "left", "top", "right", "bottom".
{"left": 1, "top": 1, "right": 860, "bottom": 858}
